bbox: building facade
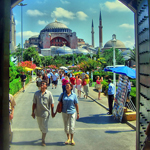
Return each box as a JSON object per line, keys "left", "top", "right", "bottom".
{"left": 25, "top": 20, "right": 78, "bottom": 52}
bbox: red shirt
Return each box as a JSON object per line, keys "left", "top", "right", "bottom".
{"left": 70, "top": 77, "right": 76, "bottom": 85}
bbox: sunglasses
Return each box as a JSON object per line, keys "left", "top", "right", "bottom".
{"left": 41, "top": 82, "right": 46, "bottom": 85}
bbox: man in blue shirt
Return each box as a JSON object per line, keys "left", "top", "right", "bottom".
{"left": 107, "top": 79, "right": 115, "bottom": 115}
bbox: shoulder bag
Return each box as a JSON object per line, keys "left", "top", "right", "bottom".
{"left": 56, "top": 93, "right": 64, "bottom": 113}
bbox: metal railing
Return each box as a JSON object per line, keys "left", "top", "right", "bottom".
{"left": 126, "top": 96, "right": 136, "bottom": 111}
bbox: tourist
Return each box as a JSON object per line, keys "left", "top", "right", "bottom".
{"left": 62, "top": 76, "right": 69, "bottom": 93}
{"left": 81, "top": 71, "right": 85, "bottom": 80}
{"left": 70, "top": 74, "right": 76, "bottom": 93}
{"left": 20, "top": 72, "right": 27, "bottom": 92}
{"left": 31, "top": 80, "right": 55, "bottom": 146}
{"left": 52, "top": 71, "right": 59, "bottom": 89}
{"left": 42, "top": 73, "right": 49, "bottom": 85}
{"left": 76, "top": 75, "right": 82, "bottom": 98}
{"left": 36, "top": 73, "right": 42, "bottom": 90}
{"left": 107, "top": 79, "right": 115, "bottom": 115}
{"left": 82, "top": 74, "right": 90, "bottom": 99}
{"left": 96, "top": 76, "right": 103, "bottom": 100}
{"left": 55, "top": 82, "right": 79, "bottom": 146}
{"left": 9, "top": 93, "right": 16, "bottom": 144}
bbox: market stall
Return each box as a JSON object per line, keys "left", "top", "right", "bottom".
{"left": 104, "top": 66, "right": 136, "bottom": 122}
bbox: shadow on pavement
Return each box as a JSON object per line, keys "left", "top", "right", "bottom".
{"left": 11, "top": 139, "right": 65, "bottom": 146}
{"left": 105, "top": 130, "right": 135, "bottom": 134}
{"left": 77, "top": 113, "right": 120, "bottom": 124}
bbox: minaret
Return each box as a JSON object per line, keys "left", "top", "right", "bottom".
{"left": 99, "top": 10, "right": 103, "bottom": 49}
{"left": 91, "top": 19, "right": 95, "bottom": 47}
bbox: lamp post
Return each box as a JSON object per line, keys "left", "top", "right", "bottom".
{"left": 62, "top": 41, "right": 67, "bottom": 64}
{"left": 90, "top": 50, "right": 93, "bottom": 80}
{"left": 72, "top": 49, "right": 74, "bottom": 66}
{"left": 111, "top": 34, "right": 117, "bottom": 94}
{"left": 18, "top": 3, "right": 27, "bottom": 62}
{"left": 31, "top": 57, "right": 33, "bottom": 82}
{"left": 90, "top": 50, "right": 93, "bottom": 59}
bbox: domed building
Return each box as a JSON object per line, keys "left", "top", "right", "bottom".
{"left": 102, "top": 38, "right": 126, "bottom": 52}
{"left": 56, "top": 45, "right": 73, "bottom": 55}
{"left": 24, "top": 20, "right": 78, "bottom": 54}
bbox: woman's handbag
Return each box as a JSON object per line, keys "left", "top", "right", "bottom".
{"left": 95, "top": 83, "right": 102, "bottom": 90}
{"left": 82, "top": 79, "right": 87, "bottom": 86}
{"left": 56, "top": 93, "right": 64, "bottom": 113}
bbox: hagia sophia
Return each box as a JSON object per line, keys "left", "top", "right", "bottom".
{"left": 10, "top": 10, "right": 132, "bottom": 61}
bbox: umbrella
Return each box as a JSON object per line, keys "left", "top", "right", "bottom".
{"left": 36, "top": 67, "right": 42, "bottom": 70}
{"left": 59, "top": 66, "right": 68, "bottom": 70}
{"left": 104, "top": 66, "right": 136, "bottom": 78}
{"left": 24, "top": 67, "right": 33, "bottom": 72}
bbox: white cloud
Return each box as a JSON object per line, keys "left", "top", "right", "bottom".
{"left": 76, "top": 11, "right": 88, "bottom": 20}
{"left": 37, "top": 0, "right": 47, "bottom": 4}
{"left": 60, "top": 0, "right": 70, "bottom": 4}
{"left": 38, "top": 20, "right": 49, "bottom": 25}
{"left": 26, "top": 10, "right": 46, "bottom": 17}
{"left": 51, "top": 7, "right": 75, "bottom": 19}
{"left": 15, "top": 20, "right": 20, "bottom": 25}
{"left": 89, "top": 8, "right": 97, "bottom": 13}
{"left": 119, "top": 23, "right": 134, "bottom": 29}
{"left": 16, "top": 31, "right": 39, "bottom": 39}
{"left": 104, "top": 0, "right": 130, "bottom": 12}
{"left": 123, "top": 41, "right": 135, "bottom": 48}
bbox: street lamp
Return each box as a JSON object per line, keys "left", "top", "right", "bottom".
{"left": 72, "top": 49, "right": 74, "bottom": 66}
{"left": 31, "top": 57, "right": 33, "bottom": 82}
{"left": 90, "top": 50, "right": 93, "bottom": 59}
{"left": 18, "top": 3, "right": 27, "bottom": 62}
{"left": 111, "top": 34, "right": 117, "bottom": 93}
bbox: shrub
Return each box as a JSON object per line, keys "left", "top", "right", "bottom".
{"left": 9, "top": 74, "right": 31, "bottom": 95}
{"left": 130, "top": 87, "right": 136, "bottom": 106}
{"left": 101, "top": 80, "right": 108, "bottom": 93}
{"left": 130, "top": 79, "right": 136, "bottom": 87}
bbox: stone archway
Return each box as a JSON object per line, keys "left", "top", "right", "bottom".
{"left": 0, "top": 0, "right": 150, "bottom": 150}
{"left": 50, "top": 37, "right": 70, "bottom": 47}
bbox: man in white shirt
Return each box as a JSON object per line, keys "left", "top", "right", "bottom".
{"left": 31, "top": 80, "right": 55, "bottom": 146}
{"left": 52, "top": 71, "right": 59, "bottom": 89}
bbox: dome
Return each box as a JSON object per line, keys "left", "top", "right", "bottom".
{"left": 56, "top": 46, "right": 73, "bottom": 55}
{"left": 74, "top": 48, "right": 89, "bottom": 55}
{"left": 104, "top": 39, "right": 126, "bottom": 49}
{"left": 44, "top": 20, "right": 68, "bottom": 30}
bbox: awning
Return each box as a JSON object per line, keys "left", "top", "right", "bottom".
{"left": 104, "top": 66, "right": 136, "bottom": 79}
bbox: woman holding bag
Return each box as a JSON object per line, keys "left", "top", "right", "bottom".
{"left": 55, "top": 82, "right": 79, "bottom": 146}
{"left": 96, "top": 76, "right": 103, "bottom": 100}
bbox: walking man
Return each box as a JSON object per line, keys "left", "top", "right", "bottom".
{"left": 31, "top": 80, "right": 55, "bottom": 146}
{"left": 52, "top": 71, "right": 59, "bottom": 89}
{"left": 107, "top": 79, "right": 115, "bottom": 115}
{"left": 20, "top": 72, "right": 27, "bottom": 92}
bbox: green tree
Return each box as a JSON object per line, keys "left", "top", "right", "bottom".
{"left": 11, "top": 44, "right": 22, "bottom": 63}
{"left": 102, "top": 48, "right": 125, "bottom": 68}
{"left": 127, "top": 48, "right": 136, "bottom": 62}
{"left": 23, "top": 47, "right": 41, "bottom": 66}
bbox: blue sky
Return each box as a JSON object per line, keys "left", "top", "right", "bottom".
{"left": 13, "top": 0, "right": 135, "bottom": 49}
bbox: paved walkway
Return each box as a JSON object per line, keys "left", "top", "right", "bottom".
{"left": 87, "top": 86, "right": 136, "bottom": 130}
{"left": 10, "top": 79, "right": 136, "bottom": 150}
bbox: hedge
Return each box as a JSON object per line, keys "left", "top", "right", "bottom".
{"left": 9, "top": 74, "right": 31, "bottom": 95}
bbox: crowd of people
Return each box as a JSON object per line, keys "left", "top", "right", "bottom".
{"left": 10, "top": 68, "right": 133, "bottom": 147}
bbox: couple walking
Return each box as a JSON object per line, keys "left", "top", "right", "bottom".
{"left": 31, "top": 80, "right": 79, "bottom": 146}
